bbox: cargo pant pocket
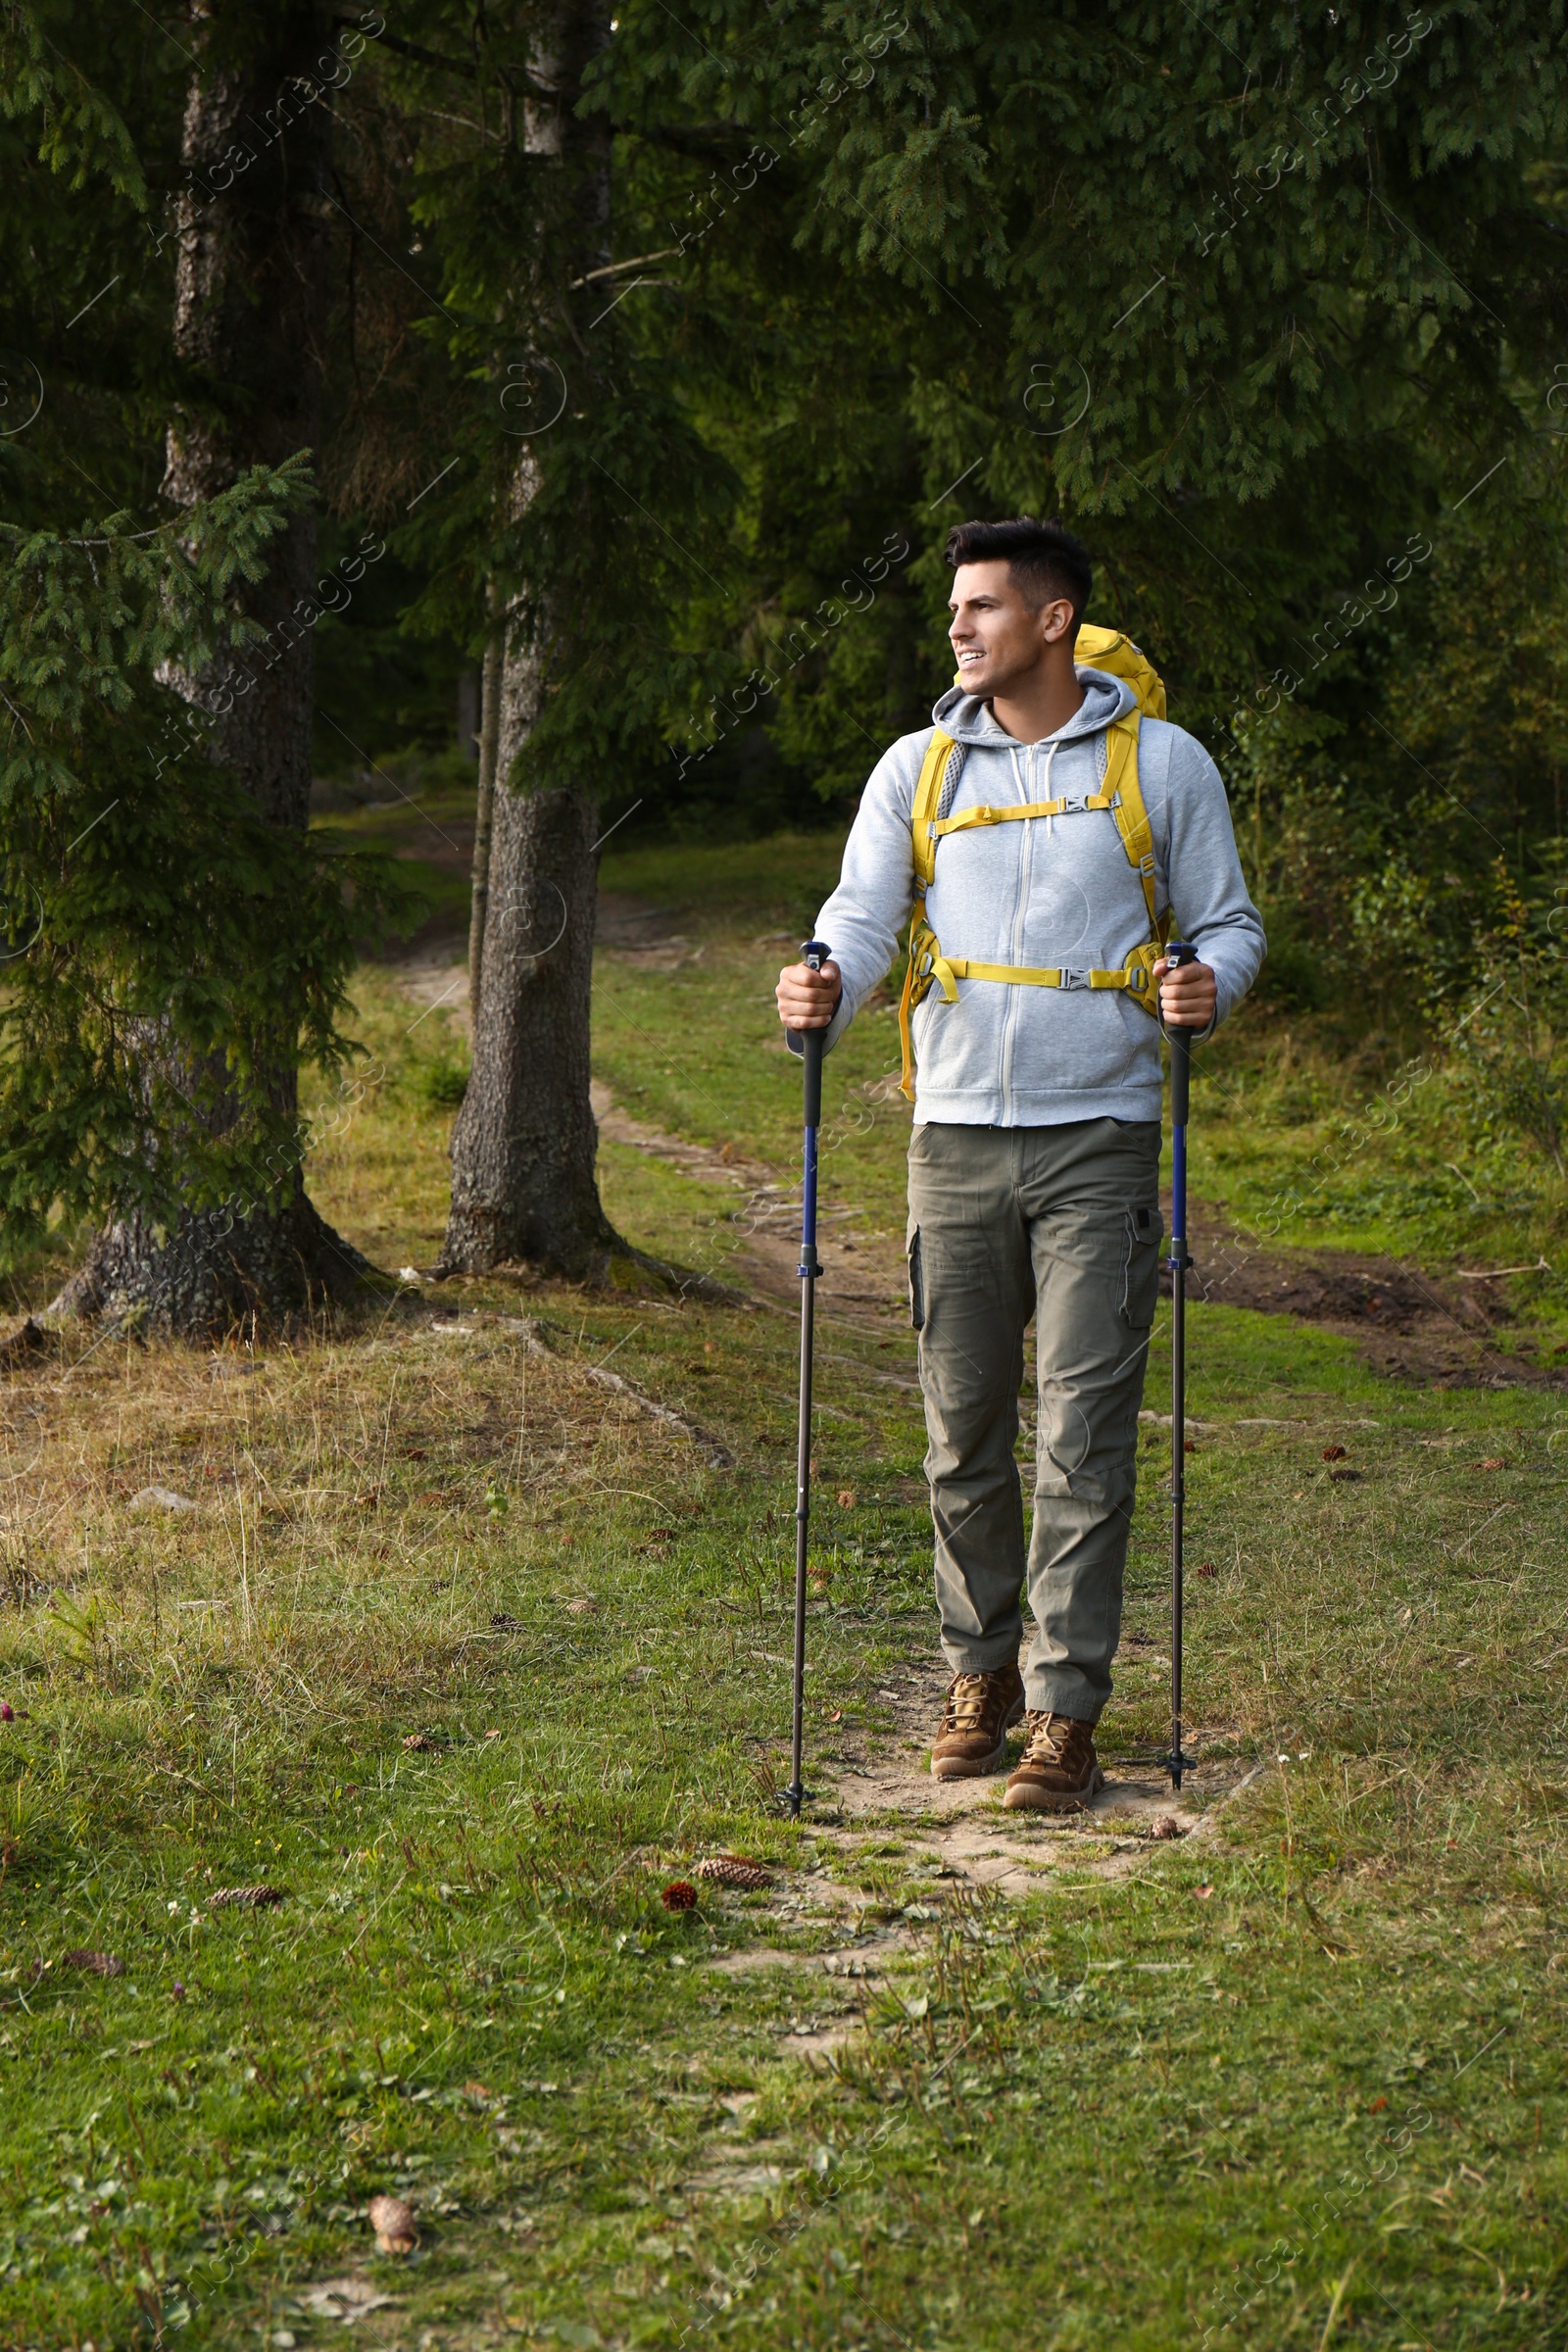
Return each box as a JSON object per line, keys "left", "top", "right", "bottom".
{"left": 1120, "top": 1203, "right": 1163, "bottom": 1329}
{"left": 907, "top": 1226, "right": 925, "bottom": 1333}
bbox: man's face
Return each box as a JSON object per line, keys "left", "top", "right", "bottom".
{"left": 947, "top": 560, "right": 1074, "bottom": 697}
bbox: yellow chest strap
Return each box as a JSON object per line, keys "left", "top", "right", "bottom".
{"left": 897, "top": 714, "right": 1170, "bottom": 1102}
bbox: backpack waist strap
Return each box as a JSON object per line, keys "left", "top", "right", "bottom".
{"left": 897, "top": 917, "right": 1165, "bottom": 1102}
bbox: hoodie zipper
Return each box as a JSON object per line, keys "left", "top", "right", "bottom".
{"left": 1000, "top": 739, "right": 1056, "bottom": 1123}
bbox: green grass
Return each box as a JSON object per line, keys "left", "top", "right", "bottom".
{"left": 2, "top": 815, "right": 1567, "bottom": 2348}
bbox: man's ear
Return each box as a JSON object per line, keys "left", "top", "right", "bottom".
{"left": 1038, "top": 596, "right": 1077, "bottom": 647}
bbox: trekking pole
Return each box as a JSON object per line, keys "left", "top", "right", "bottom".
{"left": 1162, "top": 941, "right": 1199, "bottom": 1791}
{"left": 784, "top": 938, "right": 831, "bottom": 1819}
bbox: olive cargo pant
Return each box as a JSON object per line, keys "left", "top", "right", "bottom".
{"left": 906, "top": 1118, "right": 1163, "bottom": 1723}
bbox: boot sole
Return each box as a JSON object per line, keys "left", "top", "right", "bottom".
{"left": 929, "top": 1695, "right": 1026, "bottom": 1779}
{"left": 1003, "top": 1763, "right": 1105, "bottom": 1813}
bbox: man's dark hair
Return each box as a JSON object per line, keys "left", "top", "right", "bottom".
{"left": 944, "top": 515, "right": 1093, "bottom": 623}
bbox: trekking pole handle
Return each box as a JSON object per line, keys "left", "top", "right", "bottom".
{"left": 1162, "top": 939, "right": 1198, "bottom": 1129}
{"left": 795, "top": 938, "right": 832, "bottom": 1130}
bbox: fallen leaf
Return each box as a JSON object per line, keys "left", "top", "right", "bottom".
{"left": 1195, "top": 1561, "right": 1217, "bottom": 1580}
{"left": 1369, "top": 2094, "right": 1389, "bottom": 2112}
{"left": 50, "top": 1949, "right": 124, "bottom": 1977}
{"left": 1477, "top": 1457, "right": 1506, "bottom": 1473}
{"left": 826, "top": 1708, "right": 843, "bottom": 1722}
{"left": 296, "top": 2278, "right": 403, "bottom": 2320}
{"left": 564, "top": 1596, "right": 598, "bottom": 1614}
{"left": 1195, "top": 1886, "right": 1214, "bottom": 1900}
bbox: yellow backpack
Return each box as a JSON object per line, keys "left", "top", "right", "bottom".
{"left": 897, "top": 624, "right": 1172, "bottom": 1102}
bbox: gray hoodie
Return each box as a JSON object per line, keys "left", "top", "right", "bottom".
{"left": 807, "top": 667, "right": 1265, "bottom": 1127}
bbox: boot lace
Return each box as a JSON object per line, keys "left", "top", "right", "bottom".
{"left": 1020, "top": 1710, "right": 1079, "bottom": 1764}
{"left": 940, "top": 1673, "right": 999, "bottom": 1734}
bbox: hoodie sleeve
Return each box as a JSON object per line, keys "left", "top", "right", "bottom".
{"left": 789, "top": 733, "right": 923, "bottom": 1058}
{"left": 1156, "top": 724, "right": 1266, "bottom": 1032}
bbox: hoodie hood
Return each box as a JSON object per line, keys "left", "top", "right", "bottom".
{"left": 930, "top": 665, "right": 1137, "bottom": 747}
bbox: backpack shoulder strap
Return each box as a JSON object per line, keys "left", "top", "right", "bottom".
{"left": 1102, "top": 710, "right": 1161, "bottom": 933}
{"left": 911, "top": 729, "right": 958, "bottom": 896}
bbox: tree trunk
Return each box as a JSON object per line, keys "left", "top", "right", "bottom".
{"left": 441, "top": 0, "right": 623, "bottom": 1281}
{"left": 467, "top": 596, "right": 504, "bottom": 1011}
{"left": 442, "top": 646, "right": 612, "bottom": 1272}
{"left": 58, "top": 2, "right": 373, "bottom": 1337}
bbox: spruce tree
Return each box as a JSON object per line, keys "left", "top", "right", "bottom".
{"left": 53, "top": 1, "right": 389, "bottom": 1330}
{"left": 0, "top": 2, "right": 392, "bottom": 1328}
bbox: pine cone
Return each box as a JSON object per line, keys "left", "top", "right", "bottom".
{"left": 58, "top": 1949, "right": 124, "bottom": 1976}
{"left": 209, "top": 1885, "right": 286, "bottom": 1908}
{"left": 368, "top": 2193, "right": 418, "bottom": 2254}
{"left": 694, "top": 1854, "right": 770, "bottom": 1890}
{"left": 661, "top": 1880, "right": 699, "bottom": 1911}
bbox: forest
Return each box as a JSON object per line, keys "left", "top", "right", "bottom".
{"left": 2, "top": 3, "right": 1568, "bottom": 2346}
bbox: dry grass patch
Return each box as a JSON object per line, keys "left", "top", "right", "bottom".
{"left": 0, "top": 1303, "right": 727, "bottom": 1861}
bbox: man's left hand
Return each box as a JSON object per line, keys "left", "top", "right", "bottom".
{"left": 1153, "top": 956, "right": 1216, "bottom": 1029}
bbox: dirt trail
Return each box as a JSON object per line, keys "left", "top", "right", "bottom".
{"left": 808, "top": 1645, "right": 1255, "bottom": 1881}
{"left": 687, "top": 1685, "right": 1268, "bottom": 2065}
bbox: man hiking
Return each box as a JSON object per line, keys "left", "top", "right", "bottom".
{"left": 776, "top": 516, "right": 1265, "bottom": 1810}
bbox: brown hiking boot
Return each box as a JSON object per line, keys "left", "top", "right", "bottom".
{"left": 929, "top": 1666, "right": 1025, "bottom": 1780}
{"left": 1004, "top": 1711, "right": 1104, "bottom": 1812}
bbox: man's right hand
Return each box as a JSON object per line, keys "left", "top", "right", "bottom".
{"left": 776, "top": 956, "right": 843, "bottom": 1031}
